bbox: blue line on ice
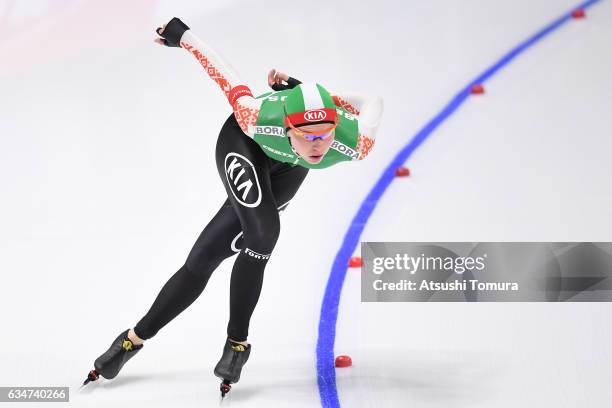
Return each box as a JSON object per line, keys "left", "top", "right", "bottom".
{"left": 315, "top": 0, "right": 604, "bottom": 406}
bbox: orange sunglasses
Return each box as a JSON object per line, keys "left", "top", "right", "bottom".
{"left": 284, "top": 108, "right": 340, "bottom": 141}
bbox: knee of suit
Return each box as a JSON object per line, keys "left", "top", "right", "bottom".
{"left": 185, "top": 247, "right": 227, "bottom": 277}
{"left": 242, "top": 220, "right": 281, "bottom": 257}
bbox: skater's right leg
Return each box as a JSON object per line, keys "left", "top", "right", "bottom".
{"left": 132, "top": 200, "right": 242, "bottom": 341}
{"left": 84, "top": 200, "right": 243, "bottom": 384}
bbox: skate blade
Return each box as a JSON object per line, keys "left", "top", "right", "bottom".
{"left": 80, "top": 370, "right": 100, "bottom": 388}
{"left": 219, "top": 380, "right": 232, "bottom": 400}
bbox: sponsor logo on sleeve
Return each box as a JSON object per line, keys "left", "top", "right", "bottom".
{"left": 250, "top": 125, "right": 286, "bottom": 137}
{"left": 330, "top": 140, "right": 360, "bottom": 160}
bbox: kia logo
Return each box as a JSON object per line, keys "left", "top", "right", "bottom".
{"left": 224, "top": 153, "right": 262, "bottom": 208}
{"left": 304, "top": 109, "right": 326, "bottom": 122}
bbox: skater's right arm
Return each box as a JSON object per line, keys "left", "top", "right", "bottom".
{"left": 154, "top": 18, "right": 261, "bottom": 137}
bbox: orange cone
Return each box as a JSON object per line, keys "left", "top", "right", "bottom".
{"left": 395, "top": 166, "right": 410, "bottom": 177}
{"left": 471, "top": 84, "right": 485, "bottom": 95}
{"left": 335, "top": 355, "right": 352, "bottom": 368}
{"left": 348, "top": 256, "right": 362, "bottom": 268}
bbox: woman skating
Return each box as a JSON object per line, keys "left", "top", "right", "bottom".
{"left": 83, "top": 17, "right": 383, "bottom": 397}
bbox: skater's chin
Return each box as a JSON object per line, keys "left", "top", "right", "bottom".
{"left": 305, "top": 154, "right": 324, "bottom": 163}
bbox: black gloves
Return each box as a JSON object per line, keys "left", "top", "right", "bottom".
{"left": 155, "top": 17, "right": 190, "bottom": 47}
{"left": 271, "top": 77, "right": 302, "bottom": 91}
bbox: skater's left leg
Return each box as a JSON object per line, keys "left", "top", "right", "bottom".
{"left": 223, "top": 189, "right": 280, "bottom": 343}
{"left": 226, "top": 163, "right": 309, "bottom": 344}
{"left": 215, "top": 115, "right": 283, "bottom": 344}
{"left": 212, "top": 164, "right": 309, "bottom": 388}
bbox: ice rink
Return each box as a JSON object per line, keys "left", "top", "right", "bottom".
{"left": 1, "top": 0, "right": 611, "bottom": 407}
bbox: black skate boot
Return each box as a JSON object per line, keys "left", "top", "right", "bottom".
{"left": 214, "top": 338, "right": 251, "bottom": 397}
{"left": 82, "top": 329, "right": 144, "bottom": 385}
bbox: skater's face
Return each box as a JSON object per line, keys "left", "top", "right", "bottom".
{"left": 288, "top": 123, "right": 335, "bottom": 164}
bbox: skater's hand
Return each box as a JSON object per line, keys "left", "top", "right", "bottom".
{"left": 153, "top": 24, "right": 167, "bottom": 46}
{"left": 268, "top": 69, "right": 289, "bottom": 87}
{"left": 154, "top": 17, "right": 190, "bottom": 47}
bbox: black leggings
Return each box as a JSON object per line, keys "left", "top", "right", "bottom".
{"left": 133, "top": 114, "right": 308, "bottom": 342}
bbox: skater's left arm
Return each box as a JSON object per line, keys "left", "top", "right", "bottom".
{"left": 333, "top": 92, "right": 383, "bottom": 160}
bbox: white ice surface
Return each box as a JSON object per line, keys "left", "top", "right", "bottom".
{"left": 0, "top": 0, "right": 611, "bottom": 407}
